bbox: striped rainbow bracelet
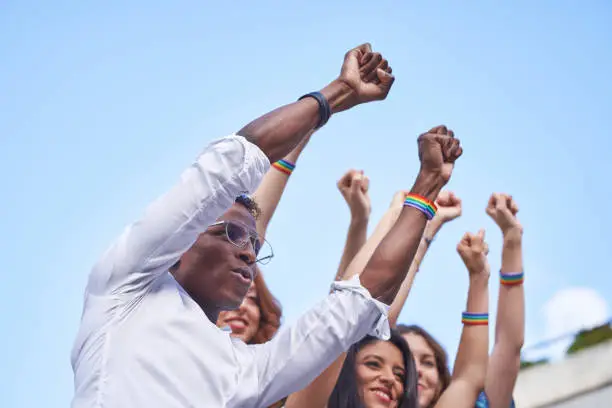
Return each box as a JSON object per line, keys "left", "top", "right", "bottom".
{"left": 404, "top": 193, "right": 437, "bottom": 220}
{"left": 500, "top": 271, "right": 524, "bottom": 286}
{"left": 272, "top": 159, "right": 296, "bottom": 176}
{"left": 462, "top": 312, "right": 489, "bottom": 326}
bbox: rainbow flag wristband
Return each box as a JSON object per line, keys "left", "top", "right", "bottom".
{"left": 272, "top": 159, "right": 296, "bottom": 176}
{"left": 500, "top": 271, "right": 524, "bottom": 286}
{"left": 462, "top": 312, "right": 489, "bottom": 326}
{"left": 404, "top": 193, "right": 437, "bottom": 220}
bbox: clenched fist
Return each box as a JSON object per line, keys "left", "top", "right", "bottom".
{"left": 457, "top": 229, "right": 490, "bottom": 277}
{"left": 434, "top": 191, "right": 462, "bottom": 223}
{"left": 418, "top": 125, "right": 463, "bottom": 184}
{"left": 337, "top": 169, "right": 371, "bottom": 220}
{"left": 486, "top": 193, "right": 522, "bottom": 234}
{"left": 337, "top": 43, "right": 395, "bottom": 106}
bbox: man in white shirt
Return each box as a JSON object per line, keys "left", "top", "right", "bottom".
{"left": 71, "top": 43, "right": 463, "bottom": 407}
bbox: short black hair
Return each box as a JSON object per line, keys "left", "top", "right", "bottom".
{"left": 235, "top": 194, "right": 261, "bottom": 219}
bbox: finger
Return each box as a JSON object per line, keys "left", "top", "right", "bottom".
{"left": 351, "top": 173, "right": 363, "bottom": 192}
{"left": 495, "top": 193, "right": 509, "bottom": 210}
{"left": 362, "top": 175, "right": 370, "bottom": 193}
{"left": 360, "top": 52, "right": 382, "bottom": 78}
{"left": 354, "top": 43, "right": 372, "bottom": 54}
{"left": 487, "top": 193, "right": 497, "bottom": 209}
{"left": 477, "top": 228, "right": 486, "bottom": 241}
{"left": 436, "top": 125, "right": 448, "bottom": 135}
{"left": 337, "top": 169, "right": 357, "bottom": 189}
{"left": 360, "top": 52, "right": 374, "bottom": 66}
{"left": 483, "top": 242, "right": 490, "bottom": 256}
{"left": 366, "top": 59, "right": 388, "bottom": 83}
{"left": 448, "top": 129, "right": 455, "bottom": 138}
{"left": 510, "top": 197, "right": 519, "bottom": 214}
{"left": 386, "top": 66, "right": 392, "bottom": 74}
{"left": 376, "top": 68, "right": 395, "bottom": 89}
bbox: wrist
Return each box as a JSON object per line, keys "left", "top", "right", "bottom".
{"left": 424, "top": 219, "right": 443, "bottom": 238}
{"left": 469, "top": 271, "right": 490, "bottom": 285}
{"left": 410, "top": 171, "right": 446, "bottom": 202}
{"left": 349, "top": 215, "right": 369, "bottom": 228}
{"left": 503, "top": 228, "right": 523, "bottom": 246}
{"left": 320, "top": 79, "right": 356, "bottom": 114}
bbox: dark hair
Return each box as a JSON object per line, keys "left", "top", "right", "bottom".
{"left": 396, "top": 324, "right": 451, "bottom": 406}
{"left": 235, "top": 194, "right": 261, "bottom": 219}
{"left": 248, "top": 267, "right": 283, "bottom": 344}
{"left": 328, "top": 329, "right": 418, "bottom": 408}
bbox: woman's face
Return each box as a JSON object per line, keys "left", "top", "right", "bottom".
{"left": 355, "top": 340, "right": 406, "bottom": 408}
{"left": 216, "top": 283, "right": 261, "bottom": 343}
{"left": 403, "top": 333, "right": 442, "bottom": 408}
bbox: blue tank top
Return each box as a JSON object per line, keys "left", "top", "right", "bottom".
{"left": 476, "top": 391, "right": 515, "bottom": 408}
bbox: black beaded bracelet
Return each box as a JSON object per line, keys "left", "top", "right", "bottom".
{"left": 298, "top": 91, "right": 331, "bottom": 129}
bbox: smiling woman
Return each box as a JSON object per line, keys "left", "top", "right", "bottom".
{"left": 328, "top": 330, "right": 418, "bottom": 408}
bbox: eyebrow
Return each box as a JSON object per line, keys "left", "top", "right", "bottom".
{"left": 363, "top": 354, "right": 406, "bottom": 372}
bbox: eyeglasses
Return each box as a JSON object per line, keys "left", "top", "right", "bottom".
{"left": 208, "top": 221, "right": 274, "bottom": 265}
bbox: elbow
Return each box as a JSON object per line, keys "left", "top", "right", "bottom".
{"left": 456, "top": 366, "right": 488, "bottom": 392}
{"left": 494, "top": 335, "right": 524, "bottom": 356}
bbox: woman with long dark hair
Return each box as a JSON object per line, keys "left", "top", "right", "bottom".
{"left": 328, "top": 330, "right": 419, "bottom": 408}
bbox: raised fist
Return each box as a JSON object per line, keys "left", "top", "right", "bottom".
{"left": 337, "top": 169, "right": 371, "bottom": 220}
{"left": 417, "top": 125, "right": 463, "bottom": 183}
{"left": 338, "top": 43, "right": 395, "bottom": 105}
{"left": 434, "top": 191, "right": 462, "bottom": 223}
{"left": 457, "top": 229, "right": 490, "bottom": 276}
{"left": 486, "top": 193, "right": 522, "bottom": 234}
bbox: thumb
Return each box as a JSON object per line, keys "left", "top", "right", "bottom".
{"left": 351, "top": 174, "right": 363, "bottom": 193}
{"left": 376, "top": 68, "right": 395, "bottom": 88}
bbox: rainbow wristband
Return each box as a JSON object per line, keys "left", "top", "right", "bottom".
{"left": 462, "top": 312, "right": 489, "bottom": 326}
{"left": 272, "top": 159, "right": 296, "bottom": 176}
{"left": 500, "top": 271, "right": 524, "bottom": 286}
{"left": 404, "top": 194, "right": 437, "bottom": 220}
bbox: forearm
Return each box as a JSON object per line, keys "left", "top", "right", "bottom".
{"left": 388, "top": 219, "right": 442, "bottom": 326}
{"left": 334, "top": 217, "right": 369, "bottom": 282}
{"left": 360, "top": 172, "right": 444, "bottom": 304}
{"left": 284, "top": 356, "right": 346, "bottom": 408}
{"left": 341, "top": 205, "right": 400, "bottom": 282}
{"left": 452, "top": 275, "right": 489, "bottom": 387}
{"left": 485, "top": 230, "right": 524, "bottom": 408}
{"left": 495, "top": 229, "right": 525, "bottom": 349}
{"left": 252, "top": 131, "right": 314, "bottom": 237}
{"left": 238, "top": 80, "right": 351, "bottom": 163}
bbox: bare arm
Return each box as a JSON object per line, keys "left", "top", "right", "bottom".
{"left": 239, "top": 81, "right": 350, "bottom": 163}
{"left": 388, "top": 191, "right": 462, "bottom": 326}
{"left": 252, "top": 131, "right": 314, "bottom": 238}
{"left": 485, "top": 194, "right": 524, "bottom": 408}
{"left": 435, "top": 231, "right": 490, "bottom": 408}
{"left": 333, "top": 170, "right": 372, "bottom": 281}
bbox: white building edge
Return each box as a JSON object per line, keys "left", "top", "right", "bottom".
{"left": 514, "top": 341, "right": 612, "bottom": 407}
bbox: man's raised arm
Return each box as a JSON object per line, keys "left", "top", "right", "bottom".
{"left": 86, "top": 43, "right": 394, "bottom": 299}
{"left": 360, "top": 126, "right": 463, "bottom": 304}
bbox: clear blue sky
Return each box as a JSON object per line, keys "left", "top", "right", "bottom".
{"left": 1, "top": 1, "right": 611, "bottom": 407}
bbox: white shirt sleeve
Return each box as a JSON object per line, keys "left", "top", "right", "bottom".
{"left": 252, "top": 275, "right": 391, "bottom": 407}
{"left": 86, "top": 135, "right": 270, "bottom": 297}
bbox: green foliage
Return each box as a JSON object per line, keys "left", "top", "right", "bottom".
{"left": 519, "top": 358, "right": 548, "bottom": 370}
{"left": 567, "top": 322, "right": 612, "bottom": 355}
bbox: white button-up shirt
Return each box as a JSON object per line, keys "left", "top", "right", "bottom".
{"left": 71, "top": 135, "right": 390, "bottom": 408}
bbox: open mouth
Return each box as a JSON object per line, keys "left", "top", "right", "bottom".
{"left": 232, "top": 267, "right": 253, "bottom": 284}
{"left": 371, "top": 387, "right": 393, "bottom": 405}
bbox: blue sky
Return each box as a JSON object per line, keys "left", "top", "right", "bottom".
{"left": 1, "top": 1, "right": 611, "bottom": 407}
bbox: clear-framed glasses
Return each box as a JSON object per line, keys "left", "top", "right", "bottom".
{"left": 208, "top": 221, "right": 274, "bottom": 265}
